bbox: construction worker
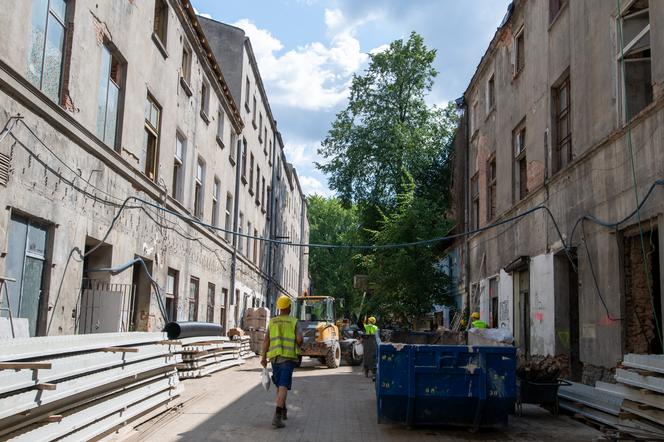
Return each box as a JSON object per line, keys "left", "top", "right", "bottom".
{"left": 470, "top": 311, "right": 488, "bottom": 329}
{"left": 261, "top": 295, "right": 303, "bottom": 429}
{"left": 364, "top": 316, "right": 378, "bottom": 335}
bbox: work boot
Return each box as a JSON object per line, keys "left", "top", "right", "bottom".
{"left": 282, "top": 406, "right": 287, "bottom": 420}
{"left": 272, "top": 407, "right": 285, "bottom": 428}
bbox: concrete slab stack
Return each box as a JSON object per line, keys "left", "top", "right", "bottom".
{"left": 175, "top": 336, "right": 243, "bottom": 379}
{"left": 0, "top": 332, "right": 182, "bottom": 441}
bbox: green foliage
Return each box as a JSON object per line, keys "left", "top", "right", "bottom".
{"left": 318, "top": 32, "right": 445, "bottom": 213}
{"left": 306, "top": 195, "right": 361, "bottom": 316}
{"left": 313, "top": 32, "right": 459, "bottom": 327}
{"left": 359, "top": 178, "right": 454, "bottom": 326}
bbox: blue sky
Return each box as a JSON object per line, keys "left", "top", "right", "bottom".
{"left": 192, "top": 0, "right": 511, "bottom": 196}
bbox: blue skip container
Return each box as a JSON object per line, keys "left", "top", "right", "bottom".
{"left": 375, "top": 332, "right": 517, "bottom": 428}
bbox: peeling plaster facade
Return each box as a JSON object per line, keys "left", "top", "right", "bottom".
{"left": 0, "top": 0, "right": 309, "bottom": 337}
{"left": 451, "top": 0, "right": 664, "bottom": 383}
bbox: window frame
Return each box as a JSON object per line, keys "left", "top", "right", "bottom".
{"left": 194, "top": 156, "right": 205, "bottom": 219}
{"left": 172, "top": 132, "right": 186, "bottom": 202}
{"left": 152, "top": 0, "right": 169, "bottom": 58}
{"left": 225, "top": 192, "right": 233, "bottom": 242}
{"left": 552, "top": 74, "right": 572, "bottom": 174}
{"left": 471, "top": 172, "right": 479, "bottom": 231}
{"left": 180, "top": 44, "right": 192, "bottom": 96}
{"left": 512, "top": 121, "right": 528, "bottom": 202}
{"left": 249, "top": 153, "right": 255, "bottom": 195}
{"left": 216, "top": 109, "right": 225, "bottom": 148}
{"left": 96, "top": 43, "right": 125, "bottom": 151}
{"left": 487, "top": 155, "right": 497, "bottom": 221}
{"left": 144, "top": 93, "right": 162, "bottom": 181}
{"left": 200, "top": 80, "right": 210, "bottom": 124}
{"left": 211, "top": 176, "right": 220, "bottom": 227}
{"left": 188, "top": 276, "right": 199, "bottom": 322}
{"left": 514, "top": 26, "right": 525, "bottom": 76}
{"left": 206, "top": 282, "right": 216, "bottom": 323}
{"left": 486, "top": 73, "right": 495, "bottom": 114}
{"left": 166, "top": 268, "right": 179, "bottom": 321}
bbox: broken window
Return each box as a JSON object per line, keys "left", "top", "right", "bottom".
{"left": 553, "top": 74, "right": 571, "bottom": 173}
{"left": 513, "top": 122, "right": 527, "bottom": 201}
{"left": 144, "top": 94, "right": 161, "bottom": 181}
{"left": 487, "top": 156, "right": 497, "bottom": 221}
{"left": 618, "top": 0, "right": 652, "bottom": 121}
{"left": 486, "top": 74, "right": 495, "bottom": 112}
{"left": 188, "top": 277, "right": 199, "bottom": 322}
{"left": 4, "top": 213, "right": 50, "bottom": 337}
{"left": 514, "top": 27, "right": 525, "bottom": 75}
{"left": 194, "top": 157, "right": 205, "bottom": 218}
{"left": 172, "top": 133, "right": 185, "bottom": 202}
{"left": 206, "top": 283, "right": 215, "bottom": 323}
{"left": 153, "top": 0, "right": 168, "bottom": 48}
{"left": 166, "top": 268, "right": 179, "bottom": 322}
{"left": 96, "top": 45, "right": 123, "bottom": 150}
{"left": 27, "top": 0, "right": 68, "bottom": 102}
{"left": 471, "top": 172, "right": 479, "bottom": 230}
{"left": 225, "top": 193, "right": 233, "bottom": 241}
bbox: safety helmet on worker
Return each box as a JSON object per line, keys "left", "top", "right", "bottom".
{"left": 471, "top": 312, "right": 480, "bottom": 320}
{"left": 276, "top": 295, "right": 291, "bottom": 310}
{"left": 368, "top": 316, "right": 376, "bottom": 324}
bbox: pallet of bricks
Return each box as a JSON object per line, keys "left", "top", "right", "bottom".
{"left": 175, "top": 336, "right": 244, "bottom": 379}
{"left": 558, "top": 354, "right": 664, "bottom": 440}
{"left": 245, "top": 307, "right": 270, "bottom": 355}
{"left": 0, "top": 332, "right": 182, "bottom": 441}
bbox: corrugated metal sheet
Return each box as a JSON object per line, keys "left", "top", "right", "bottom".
{"left": 616, "top": 368, "right": 664, "bottom": 394}
{"left": 623, "top": 354, "right": 664, "bottom": 375}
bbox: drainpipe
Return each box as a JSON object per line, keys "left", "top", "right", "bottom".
{"left": 266, "top": 131, "right": 278, "bottom": 312}
{"left": 229, "top": 139, "right": 242, "bottom": 325}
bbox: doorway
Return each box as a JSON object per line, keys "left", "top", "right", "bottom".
{"left": 130, "top": 256, "right": 153, "bottom": 331}
{"left": 623, "top": 227, "right": 662, "bottom": 354}
{"left": 513, "top": 269, "right": 530, "bottom": 356}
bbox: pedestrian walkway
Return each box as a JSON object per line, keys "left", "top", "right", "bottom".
{"left": 124, "top": 359, "right": 602, "bottom": 442}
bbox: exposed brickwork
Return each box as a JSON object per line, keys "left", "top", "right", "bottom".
{"left": 581, "top": 363, "right": 615, "bottom": 386}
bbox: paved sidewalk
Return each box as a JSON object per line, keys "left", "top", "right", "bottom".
{"left": 130, "top": 358, "right": 602, "bottom": 442}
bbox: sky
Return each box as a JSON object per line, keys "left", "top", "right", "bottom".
{"left": 192, "top": 0, "right": 511, "bottom": 197}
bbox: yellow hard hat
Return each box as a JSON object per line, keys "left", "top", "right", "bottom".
{"left": 460, "top": 319, "right": 467, "bottom": 327}
{"left": 276, "top": 295, "right": 291, "bottom": 310}
{"left": 471, "top": 312, "right": 480, "bottom": 320}
{"left": 368, "top": 316, "right": 376, "bottom": 324}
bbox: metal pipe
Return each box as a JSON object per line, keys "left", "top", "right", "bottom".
{"left": 163, "top": 321, "right": 223, "bottom": 339}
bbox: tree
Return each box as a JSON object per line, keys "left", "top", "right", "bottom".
{"left": 306, "top": 195, "right": 361, "bottom": 316}
{"left": 359, "top": 178, "right": 454, "bottom": 326}
{"left": 317, "top": 32, "right": 448, "bottom": 215}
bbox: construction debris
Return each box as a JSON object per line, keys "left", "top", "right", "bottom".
{"left": 0, "top": 332, "right": 182, "bottom": 441}
{"left": 245, "top": 307, "right": 270, "bottom": 353}
{"left": 558, "top": 354, "right": 664, "bottom": 440}
{"left": 517, "top": 354, "right": 567, "bottom": 382}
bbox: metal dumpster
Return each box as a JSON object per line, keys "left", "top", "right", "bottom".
{"left": 375, "top": 332, "right": 517, "bottom": 428}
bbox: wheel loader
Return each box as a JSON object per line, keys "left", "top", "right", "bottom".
{"left": 293, "top": 295, "right": 362, "bottom": 368}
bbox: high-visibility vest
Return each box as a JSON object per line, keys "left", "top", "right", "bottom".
{"left": 267, "top": 315, "right": 300, "bottom": 360}
{"left": 364, "top": 323, "right": 378, "bottom": 335}
{"left": 472, "top": 320, "right": 488, "bottom": 329}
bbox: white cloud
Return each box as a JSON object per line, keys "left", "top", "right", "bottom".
{"left": 369, "top": 43, "right": 390, "bottom": 55}
{"left": 298, "top": 175, "right": 333, "bottom": 197}
{"left": 232, "top": 12, "right": 377, "bottom": 111}
{"left": 284, "top": 141, "right": 322, "bottom": 170}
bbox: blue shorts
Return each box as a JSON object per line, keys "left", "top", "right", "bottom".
{"left": 271, "top": 360, "right": 296, "bottom": 390}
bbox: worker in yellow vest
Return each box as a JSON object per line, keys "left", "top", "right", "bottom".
{"left": 364, "top": 316, "right": 378, "bottom": 335}
{"left": 470, "top": 311, "right": 488, "bottom": 329}
{"left": 261, "top": 295, "right": 302, "bottom": 428}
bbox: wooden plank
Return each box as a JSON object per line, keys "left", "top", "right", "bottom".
{"left": 36, "top": 383, "right": 56, "bottom": 391}
{"left": 101, "top": 347, "right": 139, "bottom": 353}
{"left": 0, "top": 362, "right": 52, "bottom": 370}
{"left": 45, "top": 415, "right": 62, "bottom": 422}
{"left": 621, "top": 399, "right": 664, "bottom": 428}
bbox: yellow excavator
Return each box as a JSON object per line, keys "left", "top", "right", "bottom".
{"left": 294, "top": 295, "right": 362, "bottom": 368}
